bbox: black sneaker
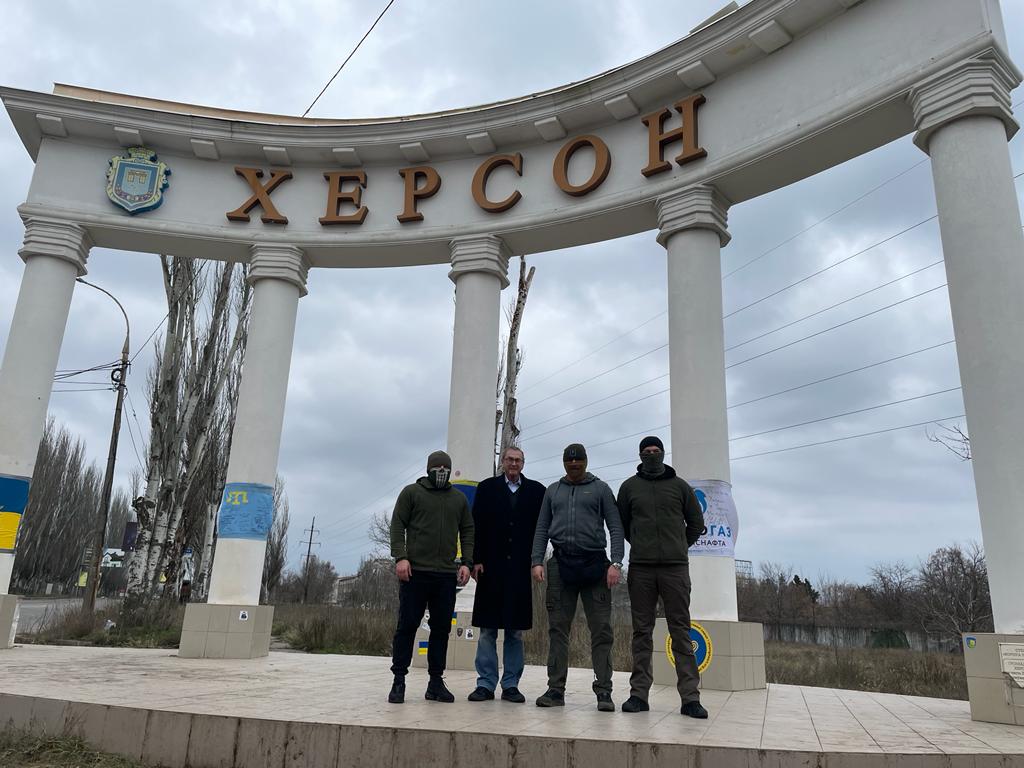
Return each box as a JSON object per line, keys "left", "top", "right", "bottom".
{"left": 535, "top": 689, "right": 565, "bottom": 707}
{"left": 681, "top": 700, "right": 708, "bottom": 719}
{"left": 500, "top": 687, "right": 526, "bottom": 703}
{"left": 468, "top": 686, "right": 495, "bottom": 702}
{"left": 425, "top": 677, "right": 455, "bottom": 703}
{"left": 388, "top": 680, "right": 405, "bottom": 704}
{"left": 621, "top": 695, "right": 649, "bottom": 713}
{"left": 596, "top": 692, "right": 615, "bottom": 712}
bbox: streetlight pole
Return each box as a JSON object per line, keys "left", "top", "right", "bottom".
{"left": 78, "top": 278, "right": 130, "bottom": 613}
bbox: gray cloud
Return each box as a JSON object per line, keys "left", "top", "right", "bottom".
{"left": 1, "top": 0, "right": 1022, "bottom": 582}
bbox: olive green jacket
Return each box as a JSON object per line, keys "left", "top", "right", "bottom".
{"left": 390, "top": 477, "right": 475, "bottom": 572}
{"left": 616, "top": 465, "right": 705, "bottom": 565}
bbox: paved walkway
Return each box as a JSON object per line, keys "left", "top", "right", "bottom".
{"left": 1, "top": 645, "right": 1023, "bottom": 766}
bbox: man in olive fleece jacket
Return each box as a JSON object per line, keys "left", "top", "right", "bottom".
{"left": 616, "top": 435, "right": 708, "bottom": 719}
{"left": 388, "top": 450, "right": 474, "bottom": 705}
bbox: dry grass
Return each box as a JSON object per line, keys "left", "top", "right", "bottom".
{"left": 765, "top": 641, "right": 968, "bottom": 700}
{"left": 0, "top": 731, "right": 155, "bottom": 767}
{"left": 23, "top": 600, "right": 182, "bottom": 649}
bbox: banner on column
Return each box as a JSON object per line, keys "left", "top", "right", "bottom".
{"left": 451, "top": 479, "right": 478, "bottom": 561}
{"left": 0, "top": 474, "right": 30, "bottom": 552}
{"left": 217, "top": 482, "right": 274, "bottom": 540}
{"left": 688, "top": 479, "right": 738, "bottom": 558}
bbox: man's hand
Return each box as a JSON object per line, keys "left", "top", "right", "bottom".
{"left": 472, "top": 564, "right": 484, "bottom": 580}
{"left": 532, "top": 565, "right": 545, "bottom": 583}
{"left": 395, "top": 559, "right": 411, "bottom": 582}
{"left": 606, "top": 565, "right": 621, "bottom": 589}
{"left": 457, "top": 565, "right": 471, "bottom": 587}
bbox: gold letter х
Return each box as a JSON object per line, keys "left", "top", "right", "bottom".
{"left": 226, "top": 167, "right": 293, "bottom": 224}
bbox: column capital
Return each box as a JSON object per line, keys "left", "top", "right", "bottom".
{"left": 247, "top": 244, "right": 310, "bottom": 297}
{"left": 18, "top": 217, "right": 91, "bottom": 276}
{"left": 909, "top": 47, "right": 1022, "bottom": 153}
{"left": 449, "top": 234, "right": 511, "bottom": 289}
{"left": 655, "top": 185, "right": 731, "bottom": 248}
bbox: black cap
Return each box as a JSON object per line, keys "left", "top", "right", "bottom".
{"left": 563, "top": 443, "right": 587, "bottom": 461}
{"left": 639, "top": 436, "right": 664, "bottom": 453}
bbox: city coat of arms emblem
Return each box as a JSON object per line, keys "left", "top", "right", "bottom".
{"left": 106, "top": 147, "right": 170, "bottom": 214}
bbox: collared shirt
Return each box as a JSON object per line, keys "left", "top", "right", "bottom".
{"left": 505, "top": 474, "right": 521, "bottom": 494}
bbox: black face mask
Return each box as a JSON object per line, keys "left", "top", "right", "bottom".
{"left": 640, "top": 452, "right": 665, "bottom": 476}
{"left": 428, "top": 467, "right": 451, "bottom": 489}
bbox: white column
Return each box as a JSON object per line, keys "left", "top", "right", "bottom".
{"left": 0, "top": 218, "right": 91, "bottom": 592}
{"left": 910, "top": 49, "right": 1024, "bottom": 634}
{"left": 657, "top": 186, "right": 737, "bottom": 622}
{"left": 207, "top": 244, "right": 308, "bottom": 606}
{"left": 446, "top": 235, "right": 510, "bottom": 482}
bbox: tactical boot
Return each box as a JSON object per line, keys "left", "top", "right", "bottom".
{"left": 596, "top": 692, "right": 615, "bottom": 712}
{"left": 681, "top": 700, "right": 709, "bottom": 719}
{"left": 535, "top": 689, "right": 565, "bottom": 707}
{"left": 425, "top": 676, "right": 455, "bottom": 703}
{"left": 621, "top": 695, "right": 650, "bottom": 712}
{"left": 388, "top": 677, "right": 406, "bottom": 704}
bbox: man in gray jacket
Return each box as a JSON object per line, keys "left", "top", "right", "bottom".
{"left": 531, "top": 443, "right": 624, "bottom": 712}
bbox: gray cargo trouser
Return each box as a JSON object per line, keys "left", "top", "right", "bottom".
{"left": 627, "top": 563, "right": 701, "bottom": 704}
{"left": 544, "top": 557, "right": 613, "bottom": 695}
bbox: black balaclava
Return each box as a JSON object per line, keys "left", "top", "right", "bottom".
{"left": 427, "top": 450, "right": 453, "bottom": 489}
{"left": 638, "top": 436, "right": 665, "bottom": 477}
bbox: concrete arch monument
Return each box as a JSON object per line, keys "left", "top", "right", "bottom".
{"left": 1, "top": 0, "right": 1022, "bottom": 722}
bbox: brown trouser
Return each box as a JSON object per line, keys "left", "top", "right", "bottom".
{"left": 627, "top": 563, "right": 700, "bottom": 704}
{"left": 544, "top": 557, "right": 614, "bottom": 695}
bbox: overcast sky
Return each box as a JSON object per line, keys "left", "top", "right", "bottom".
{"left": 1, "top": 0, "right": 1022, "bottom": 584}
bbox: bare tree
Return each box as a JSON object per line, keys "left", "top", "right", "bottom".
{"left": 913, "top": 542, "right": 992, "bottom": 644}
{"left": 368, "top": 509, "right": 392, "bottom": 556}
{"left": 868, "top": 561, "right": 915, "bottom": 627}
{"left": 261, "top": 477, "right": 290, "bottom": 602}
{"left": 124, "top": 257, "right": 251, "bottom": 600}
{"left": 927, "top": 423, "right": 971, "bottom": 460}
{"left": 493, "top": 257, "right": 535, "bottom": 472}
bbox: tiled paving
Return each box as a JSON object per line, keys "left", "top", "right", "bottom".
{"left": 2, "top": 644, "right": 1023, "bottom": 761}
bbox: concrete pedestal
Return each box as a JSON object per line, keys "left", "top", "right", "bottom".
{"left": 0, "top": 594, "right": 18, "bottom": 649}
{"left": 652, "top": 618, "right": 765, "bottom": 692}
{"left": 412, "top": 610, "right": 485, "bottom": 672}
{"left": 178, "top": 604, "right": 273, "bottom": 660}
{"left": 963, "top": 632, "right": 1024, "bottom": 725}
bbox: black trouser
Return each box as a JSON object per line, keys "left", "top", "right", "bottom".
{"left": 390, "top": 570, "right": 457, "bottom": 678}
{"left": 627, "top": 563, "right": 700, "bottom": 704}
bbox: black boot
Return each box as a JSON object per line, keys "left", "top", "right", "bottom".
{"left": 425, "top": 676, "right": 455, "bottom": 703}
{"left": 388, "top": 677, "right": 406, "bottom": 704}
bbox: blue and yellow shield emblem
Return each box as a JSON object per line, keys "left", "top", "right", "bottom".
{"left": 106, "top": 147, "right": 170, "bottom": 214}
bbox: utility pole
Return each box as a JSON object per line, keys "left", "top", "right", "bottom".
{"left": 300, "top": 516, "right": 320, "bottom": 603}
{"left": 80, "top": 278, "right": 130, "bottom": 613}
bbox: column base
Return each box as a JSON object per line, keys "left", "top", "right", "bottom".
{"left": 963, "top": 632, "right": 1024, "bottom": 725}
{"left": 0, "top": 594, "right": 19, "bottom": 649}
{"left": 653, "top": 618, "right": 766, "bottom": 691}
{"left": 413, "top": 611, "right": 481, "bottom": 671}
{"left": 178, "top": 604, "right": 272, "bottom": 659}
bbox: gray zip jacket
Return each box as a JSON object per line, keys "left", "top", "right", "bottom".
{"left": 531, "top": 473, "right": 625, "bottom": 566}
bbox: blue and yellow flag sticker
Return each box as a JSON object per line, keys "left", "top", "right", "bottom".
{"left": 417, "top": 641, "right": 429, "bottom": 656}
{"left": 0, "top": 474, "right": 30, "bottom": 551}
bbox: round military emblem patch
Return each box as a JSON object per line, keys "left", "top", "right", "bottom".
{"left": 665, "top": 621, "right": 713, "bottom": 674}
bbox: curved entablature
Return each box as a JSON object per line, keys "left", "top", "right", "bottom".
{"left": 2, "top": 0, "right": 1018, "bottom": 268}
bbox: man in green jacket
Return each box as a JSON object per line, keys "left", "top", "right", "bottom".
{"left": 388, "top": 450, "right": 473, "bottom": 705}
{"left": 616, "top": 436, "right": 708, "bottom": 718}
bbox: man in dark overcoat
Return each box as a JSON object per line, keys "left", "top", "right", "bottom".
{"left": 467, "top": 445, "right": 545, "bottom": 703}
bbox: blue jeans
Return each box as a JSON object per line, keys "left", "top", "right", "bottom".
{"left": 474, "top": 627, "right": 524, "bottom": 691}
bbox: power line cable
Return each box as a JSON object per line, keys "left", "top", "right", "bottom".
{"left": 731, "top": 415, "right": 965, "bottom": 460}
{"left": 130, "top": 260, "right": 210, "bottom": 364}
{"left": 725, "top": 259, "right": 944, "bottom": 352}
{"left": 729, "top": 387, "right": 961, "bottom": 441}
{"left": 522, "top": 372, "right": 669, "bottom": 432}
{"left": 121, "top": 406, "right": 144, "bottom": 471}
{"left": 519, "top": 344, "right": 667, "bottom": 412}
{"left": 727, "top": 339, "right": 955, "bottom": 410}
{"left": 722, "top": 159, "right": 929, "bottom": 280}
{"left": 724, "top": 215, "right": 939, "bottom": 319}
{"left": 725, "top": 283, "right": 947, "bottom": 370}
{"left": 302, "top": 0, "right": 398, "bottom": 117}
{"left": 518, "top": 311, "right": 667, "bottom": 395}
